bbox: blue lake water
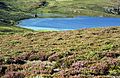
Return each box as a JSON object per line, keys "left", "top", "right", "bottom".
{"left": 18, "top": 16, "right": 120, "bottom": 31}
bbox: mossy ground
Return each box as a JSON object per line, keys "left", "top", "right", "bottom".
{"left": 0, "top": 27, "right": 120, "bottom": 78}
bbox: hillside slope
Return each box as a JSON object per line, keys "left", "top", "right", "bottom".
{"left": 0, "top": 25, "right": 34, "bottom": 35}
{"left": 0, "top": 0, "right": 120, "bottom": 25}
{"left": 0, "top": 0, "right": 120, "bottom": 78}
{"left": 38, "top": 0, "right": 118, "bottom": 16}
{"left": 0, "top": 27, "right": 120, "bottom": 78}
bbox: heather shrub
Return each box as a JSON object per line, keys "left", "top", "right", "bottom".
{"left": 48, "top": 53, "right": 61, "bottom": 62}
{"left": 104, "top": 58, "right": 120, "bottom": 70}
{"left": 3, "top": 71, "right": 25, "bottom": 78}
{"left": 63, "top": 58, "right": 75, "bottom": 68}
{"left": 0, "top": 66, "right": 7, "bottom": 76}
{"left": 93, "top": 76, "right": 111, "bottom": 78}
{"left": 21, "top": 60, "right": 54, "bottom": 75}
{"left": 30, "top": 75, "right": 52, "bottom": 78}
{"left": 5, "top": 57, "right": 26, "bottom": 64}
{"left": 37, "top": 52, "right": 48, "bottom": 61}
{"left": 105, "top": 52, "right": 120, "bottom": 58}
{"left": 14, "top": 57, "right": 26, "bottom": 64}
{"left": 28, "top": 54, "right": 40, "bottom": 61}
{"left": 69, "top": 75, "right": 93, "bottom": 78}
{"left": 6, "top": 64, "right": 23, "bottom": 72}
{"left": 0, "top": 57, "right": 4, "bottom": 65}
{"left": 5, "top": 58, "right": 15, "bottom": 64}
{"left": 33, "top": 69, "right": 52, "bottom": 74}
{"left": 90, "top": 62, "right": 109, "bottom": 75}
{"left": 58, "top": 69, "right": 71, "bottom": 78}
{"left": 57, "top": 68, "right": 82, "bottom": 78}
{"left": 71, "top": 61, "right": 89, "bottom": 69}
{"left": 71, "top": 61, "right": 95, "bottom": 75}
{"left": 18, "top": 52, "right": 33, "bottom": 60}
{"left": 54, "top": 56, "right": 75, "bottom": 68}
{"left": 28, "top": 52, "right": 48, "bottom": 61}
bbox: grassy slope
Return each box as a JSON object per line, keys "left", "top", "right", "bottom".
{"left": 1, "top": 0, "right": 40, "bottom": 11}
{"left": 0, "top": 27, "right": 120, "bottom": 78}
{"left": 0, "top": 0, "right": 120, "bottom": 25}
{"left": 35, "top": 0, "right": 119, "bottom": 17}
{"left": 0, "top": 25, "right": 34, "bottom": 35}
{"left": 0, "top": 0, "right": 39, "bottom": 25}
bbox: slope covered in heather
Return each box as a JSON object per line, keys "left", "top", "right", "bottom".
{"left": 0, "top": 27, "right": 120, "bottom": 78}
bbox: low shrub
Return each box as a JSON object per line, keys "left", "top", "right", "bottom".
{"left": 105, "top": 52, "right": 120, "bottom": 58}
{"left": 48, "top": 53, "right": 61, "bottom": 62}
{"left": 71, "top": 61, "right": 89, "bottom": 69}
{"left": 90, "top": 62, "right": 109, "bottom": 75}
{"left": 6, "top": 64, "right": 23, "bottom": 72}
{"left": 0, "top": 57, "right": 4, "bottom": 65}
{"left": 28, "top": 52, "right": 48, "bottom": 61}
{"left": 3, "top": 71, "right": 25, "bottom": 78}
{"left": 5, "top": 57, "right": 26, "bottom": 64}
{"left": 54, "top": 56, "right": 75, "bottom": 68}
{"left": 0, "top": 66, "right": 7, "bottom": 76}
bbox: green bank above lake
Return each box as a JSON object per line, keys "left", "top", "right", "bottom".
{"left": 0, "top": 0, "right": 120, "bottom": 25}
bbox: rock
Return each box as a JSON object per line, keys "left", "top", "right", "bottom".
{"left": 53, "top": 69, "right": 60, "bottom": 72}
{"left": 104, "top": 6, "right": 120, "bottom": 15}
{"left": 39, "top": 1, "right": 49, "bottom": 7}
{"left": 0, "top": 2, "right": 8, "bottom": 9}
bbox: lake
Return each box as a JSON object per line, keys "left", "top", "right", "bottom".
{"left": 18, "top": 16, "right": 120, "bottom": 31}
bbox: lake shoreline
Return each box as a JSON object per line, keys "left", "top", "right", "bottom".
{"left": 18, "top": 16, "right": 120, "bottom": 31}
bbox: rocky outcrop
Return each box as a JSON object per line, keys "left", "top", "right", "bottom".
{"left": 0, "top": 2, "right": 8, "bottom": 9}
{"left": 104, "top": 6, "right": 120, "bottom": 15}
{"left": 39, "top": 1, "right": 49, "bottom": 7}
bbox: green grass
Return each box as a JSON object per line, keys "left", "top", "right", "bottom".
{"left": 34, "top": 0, "right": 119, "bottom": 17}
{"left": 0, "top": 0, "right": 120, "bottom": 25}
{"left": 0, "top": 0, "right": 37, "bottom": 25}
{"left": 0, "top": 25, "right": 34, "bottom": 35}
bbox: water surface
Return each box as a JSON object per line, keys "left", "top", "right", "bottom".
{"left": 18, "top": 16, "right": 120, "bottom": 31}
